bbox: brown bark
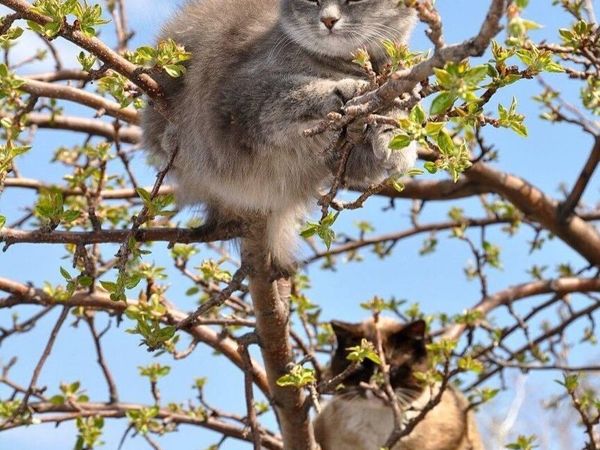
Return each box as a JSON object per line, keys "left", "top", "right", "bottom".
{"left": 242, "top": 221, "right": 317, "bottom": 450}
{"left": 20, "top": 78, "right": 139, "bottom": 124}
{"left": 466, "top": 162, "right": 600, "bottom": 267}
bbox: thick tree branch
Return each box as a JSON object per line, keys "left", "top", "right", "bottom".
{"left": 242, "top": 222, "right": 317, "bottom": 450}
{"left": 466, "top": 162, "right": 600, "bottom": 266}
{"left": 367, "top": 178, "right": 491, "bottom": 200}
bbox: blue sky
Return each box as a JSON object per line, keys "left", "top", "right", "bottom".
{"left": 1, "top": 1, "right": 599, "bottom": 449}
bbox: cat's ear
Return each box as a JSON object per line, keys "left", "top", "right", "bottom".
{"left": 392, "top": 319, "right": 427, "bottom": 342}
{"left": 331, "top": 320, "right": 363, "bottom": 343}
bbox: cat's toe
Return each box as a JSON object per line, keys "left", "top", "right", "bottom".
{"left": 386, "top": 141, "right": 418, "bottom": 175}
{"left": 334, "top": 78, "right": 371, "bottom": 103}
{"left": 373, "top": 131, "right": 418, "bottom": 176}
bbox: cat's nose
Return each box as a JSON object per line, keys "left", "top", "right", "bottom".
{"left": 320, "top": 16, "right": 339, "bottom": 30}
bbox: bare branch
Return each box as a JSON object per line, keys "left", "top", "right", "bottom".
{"left": 12, "top": 112, "right": 141, "bottom": 143}
{"left": 13, "top": 306, "right": 70, "bottom": 419}
{"left": 558, "top": 137, "right": 600, "bottom": 222}
{"left": 443, "top": 277, "right": 600, "bottom": 341}
{"left": 85, "top": 316, "right": 119, "bottom": 404}
{"left": 19, "top": 78, "right": 139, "bottom": 124}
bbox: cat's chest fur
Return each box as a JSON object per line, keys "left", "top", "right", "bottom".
{"left": 324, "top": 393, "right": 397, "bottom": 449}
{"left": 314, "top": 385, "right": 476, "bottom": 450}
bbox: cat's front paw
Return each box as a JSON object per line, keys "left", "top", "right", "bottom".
{"left": 320, "top": 78, "right": 370, "bottom": 116}
{"left": 371, "top": 128, "right": 418, "bottom": 176}
{"left": 334, "top": 78, "right": 371, "bottom": 103}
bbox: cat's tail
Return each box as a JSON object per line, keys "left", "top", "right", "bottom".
{"left": 243, "top": 206, "right": 304, "bottom": 276}
{"left": 266, "top": 205, "right": 305, "bottom": 274}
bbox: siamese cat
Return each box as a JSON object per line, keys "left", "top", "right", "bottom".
{"left": 314, "top": 318, "right": 485, "bottom": 450}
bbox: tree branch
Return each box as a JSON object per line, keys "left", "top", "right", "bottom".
{"left": 466, "top": 161, "right": 600, "bottom": 266}
{"left": 558, "top": 137, "right": 600, "bottom": 222}
{"left": 12, "top": 112, "right": 141, "bottom": 143}
{"left": 241, "top": 221, "right": 317, "bottom": 450}
{"left": 0, "top": 225, "right": 243, "bottom": 248}
{"left": 443, "top": 277, "right": 600, "bottom": 340}
{"left": 0, "top": 277, "right": 270, "bottom": 397}
{"left": 0, "top": 401, "right": 283, "bottom": 449}
{"left": 19, "top": 78, "right": 139, "bottom": 124}
{"left": 0, "top": 0, "right": 165, "bottom": 105}
{"left": 14, "top": 306, "right": 70, "bottom": 418}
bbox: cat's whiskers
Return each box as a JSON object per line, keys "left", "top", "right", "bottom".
{"left": 342, "top": 24, "right": 398, "bottom": 55}
{"left": 269, "top": 24, "right": 316, "bottom": 62}
{"left": 351, "top": 25, "right": 397, "bottom": 45}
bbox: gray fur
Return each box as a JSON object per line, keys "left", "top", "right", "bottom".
{"left": 142, "top": 0, "right": 417, "bottom": 270}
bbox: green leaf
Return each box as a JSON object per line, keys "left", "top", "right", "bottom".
{"left": 62, "top": 209, "right": 81, "bottom": 223}
{"left": 424, "top": 161, "right": 438, "bottom": 174}
{"left": 136, "top": 187, "right": 152, "bottom": 204}
{"left": 49, "top": 395, "right": 65, "bottom": 405}
{"left": 436, "top": 130, "right": 455, "bottom": 155}
{"left": 430, "top": 92, "right": 456, "bottom": 115}
{"left": 346, "top": 339, "right": 382, "bottom": 365}
{"left": 389, "top": 134, "right": 412, "bottom": 150}
{"left": 276, "top": 365, "right": 316, "bottom": 388}
{"left": 409, "top": 104, "right": 426, "bottom": 124}
{"left": 60, "top": 267, "right": 72, "bottom": 281}
{"left": 99, "top": 281, "right": 117, "bottom": 293}
{"left": 78, "top": 275, "right": 94, "bottom": 287}
{"left": 163, "top": 64, "right": 186, "bottom": 78}
{"left": 424, "top": 122, "right": 444, "bottom": 136}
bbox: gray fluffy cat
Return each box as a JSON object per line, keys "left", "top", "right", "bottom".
{"left": 143, "top": 0, "right": 418, "bottom": 271}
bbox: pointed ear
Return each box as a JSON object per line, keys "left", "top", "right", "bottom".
{"left": 393, "top": 320, "right": 427, "bottom": 342}
{"left": 330, "top": 320, "right": 363, "bottom": 343}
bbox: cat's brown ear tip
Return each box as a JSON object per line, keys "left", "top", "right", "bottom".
{"left": 405, "top": 319, "right": 427, "bottom": 339}
{"left": 330, "top": 320, "right": 351, "bottom": 331}
{"left": 330, "top": 320, "right": 361, "bottom": 338}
